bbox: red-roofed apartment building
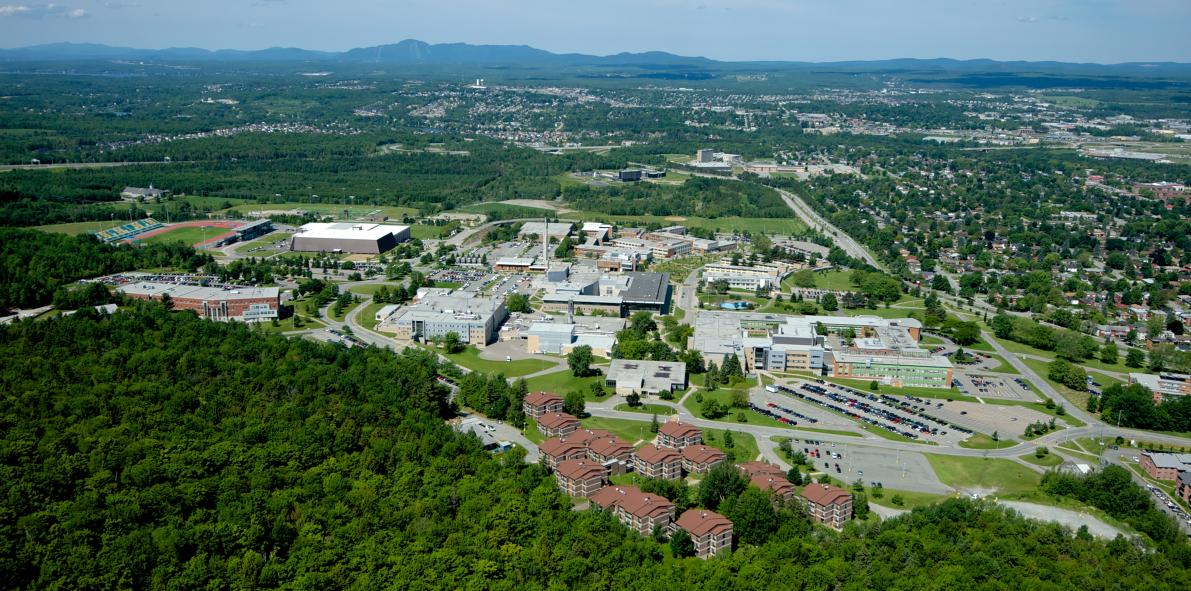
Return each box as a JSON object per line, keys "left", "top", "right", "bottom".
{"left": 658, "top": 421, "right": 702, "bottom": 449}
{"left": 673, "top": 509, "right": 733, "bottom": 558}
{"left": 751, "top": 474, "right": 796, "bottom": 503}
{"left": 800, "top": 483, "right": 853, "bottom": 529}
{"left": 522, "top": 391, "right": 564, "bottom": 418}
{"left": 591, "top": 485, "right": 677, "bottom": 536}
{"left": 539, "top": 436, "right": 591, "bottom": 470}
{"left": 736, "top": 461, "right": 784, "bottom": 479}
{"left": 681, "top": 445, "right": 727, "bottom": 475}
{"left": 587, "top": 436, "right": 635, "bottom": 473}
{"left": 555, "top": 459, "right": 609, "bottom": 498}
{"left": 634, "top": 444, "right": 684, "bottom": 480}
{"left": 537, "top": 412, "right": 580, "bottom": 437}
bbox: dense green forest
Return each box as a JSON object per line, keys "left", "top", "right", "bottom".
{"left": 0, "top": 228, "right": 211, "bottom": 310}
{"left": 2, "top": 306, "right": 1190, "bottom": 589}
{"left": 561, "top": 176, "right": 791, "bottom": 218}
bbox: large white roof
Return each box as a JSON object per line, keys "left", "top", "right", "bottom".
{"left": 297, "top": 222, "right": 408, "bottom": 241}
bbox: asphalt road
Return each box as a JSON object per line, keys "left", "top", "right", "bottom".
{"left": 774, "top": 187, "right": 882, "bottom": 269}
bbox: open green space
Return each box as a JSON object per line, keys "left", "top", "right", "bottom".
{"left": 328, "top": 300, "right": 362, "bottom": 323}
{"left": 1021, "top": 357, "right": 1093, "bottom": 411}
{"left": 614, "top": 403, "right": 677, "bottom": 415}
{"left": 233, "top": 232, "right": 294, "bottom": 256}
{"left": 356, "top": 301, "right": 388, "bottom": 332}
{"left": 569, "top": 210, "right": 807, "bottom": 235}
{"left": 218, "top": 201, "right": 418, "bottom": 220}
{"left": 135, "top": 225, "right": 228, "bottom": 246}
{"left": 700, "top": 428, "right": 760, "bottom": 463}
{"left": 959, "top": 433, "right": 1017, "bottom": 449}
{"left": 438, "top": 346, "right": 558, "bottom": 378}
{"left": 920, "top": 334, "right": 945, "bottom": 345}
{"left": 869, "top": 488, "right": 953, "bottom": 510}
{"left": 254, "top": 315, "right": 325, "bottom": 334}
{"left": 782, "top": 269, "right": 854, "bottom": 292}
{"left": 925, "top": 454, "right": 1042, "bottom": 495}
{"left": 996, "top": 337, "right": 1142, "bottom": 375}
{"left": 33, "top": 220, "right": 128, "bottom": 235}
{"left": 979, "top": 353, "right": 1020, "bottom": 374}
{"left": 683, "top": 386, "right": 797, "bottom": 431}
{"left": 523, "top": 369, "right": 607, "bottom": 397}
{"left": 410, "top": 223, "right": 459, "bottom": 240}
{"left": 580, "top": 416, "right": 657, "bottom": 445}
{"left": 1020, "top": 453, "right": 1063, "bottom": 468}
{"left": 522, "top": 420, "right": 546, "bottom": 445}
{"left": 348, "top": 283, "right": 402, "bottom": 296}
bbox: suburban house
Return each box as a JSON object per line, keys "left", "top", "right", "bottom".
{"left": 800, "top": 483, "right": 853, "bottom": 530}
{"left": 537, "top": 412, "right": 581, "bottom": 438}
{"left": 658, "top": 421, "right": 702, "bottom": 449}
{"left": 633, "top": 444, "right": 684, "bottom": 480}
{"left": 591, "top": 485, "right": 677, "bottom": 536}
{"left": 555, "top": 459, "right": 609, "bottom": 498}
{"left": 523, "top": 391, "right": 565, "bottom": 418}
{"left": 680, "top": 445, "right": 727, "bottom": 475}
{"left": 673, "top": 509, "right": 733, "bottom": 559}
{"left": 1140, "top": 452, "right": 1191, "bottom": 480}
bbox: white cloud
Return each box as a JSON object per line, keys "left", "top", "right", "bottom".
{"left": 1016, "top": 16, "right": 1039, "bottom": 23}
{"left": 67, "top": 7, "right": 85, "bottom": 17}
{"left": 0, "top": 4, "right": 32, "bottom": 16}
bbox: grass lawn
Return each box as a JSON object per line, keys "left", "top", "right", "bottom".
{"left": 996, "top": 337, "right": 1143, "bottom": 375}
{"left": 218, "top": 201, "right": 418, "bottom": 220}
{"left": 920, "top": 335, "right": 945, "bottom": 345}
{"left": 438, "top": 346, "right": 558, "bottom": 378}
{"left": 959, "top": 433, "right": 1017, "bottom": 449}
{"left": 409, "top": 222, "right": 460, "bottom": 240}
{"left": 356, "top": 302, "right": 388, "bottom": 332}
{"left": 840, "top": 307, "right": 924, "bottom": 320}
{"left": 870, "top": 488, "right": 953, "bottom": 510}
{"left": 328, "top": 300, "right": 362, "bottom": 323}
{"left": 34, "top": 220, "right": 127, "bottom": 235}
{"left": 615, "top": 403, "right": 676, "bottom": 415}
{"left": 683, "top": 387, "right": 796, "bottom": 431}
{"left": 522, "top": 420, "right": 546, "bottom": 444}
{"left": 700, "top": 428, "right": 760, "bottom": 463}
{"left": 925, "top": 454, "right": 1042, "bottom": 495}
{"left": 136, "top": 225, "right": 227, "bottom": 246}
{"left": 580, "top": 416, "right": 657, "bottom": 444}
{"left": 255, "top": 315, "right": 325, "bottom": 333}
{"left": 1020, "top": 453, "right": 1063, "bottom": 468}
{"left": 523, "top": 370, "right": 607, "bottom": 398}
{"left": 232, "top": 232, "right": 293, "bottom": 256}
{"left": 1021, "top": 357, "right": 1092, "bottom": 410}
{"left": 782, "top": 269, "right": 854, "bottom": 292}
{"left": 348, "top": 283, "right": 402, "bottom": 296}
{"left": 980, "top": 353, "right": 1020, "bottom": 375}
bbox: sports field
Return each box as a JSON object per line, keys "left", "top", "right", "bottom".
{"left": 135, "top": 222, "right": 239, "bottom": 246}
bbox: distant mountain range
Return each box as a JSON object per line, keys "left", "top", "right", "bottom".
{"left": 1, "top": 40, "right": 1188, "bottom": 74}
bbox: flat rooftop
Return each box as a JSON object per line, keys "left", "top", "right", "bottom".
{"left": 119, "top": 282, "right": 279, "bottom": 301}
{"left": 622, "top": 272, "right": 669, "bottom": 304}
{"left": 296, "top": 222, "right": 408, "bottom": 241}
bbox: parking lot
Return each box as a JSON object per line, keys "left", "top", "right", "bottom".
{"left": 788, "top": 438, "right": 951, "bottom": 494}
{"left": 932, "top": 400, "right": 1057, "bottom": 439}
{"left": 953, "top": 372, "right": 1041, "bottom": 402}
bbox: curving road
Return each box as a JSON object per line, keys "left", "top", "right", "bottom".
{"left": 774, "top": 187, "right": 882, "bottom": 269}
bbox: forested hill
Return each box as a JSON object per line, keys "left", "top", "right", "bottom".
{"left": 2, "top": 306, "right": 1190, "bottom": 589}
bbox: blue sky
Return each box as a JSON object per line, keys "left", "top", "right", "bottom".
{"left": 1, "top": 0, "right": 1189, "bottom": 62}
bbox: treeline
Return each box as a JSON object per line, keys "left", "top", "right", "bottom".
{"left": 562, "top": 176, "right": 791, "bottom": 219}
{"left": 1042, "top": 465, "right": 1186, "bottom": 545}
{"left": 2, "top": 306, "right": 1191, "bottom": 588}
{"left": 0, "top": 228, "right": 211, "bottom": 309}
{"left": 1090, "top": 383, "right": 1191, "bottom": 434}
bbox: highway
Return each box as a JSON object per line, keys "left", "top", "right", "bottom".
{"left": 774, "top": 187, "right": 882, "bottom": 269}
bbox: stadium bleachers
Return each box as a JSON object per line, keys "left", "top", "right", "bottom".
{"left": 94, "top": 218, "right": 163, "bottom": 243}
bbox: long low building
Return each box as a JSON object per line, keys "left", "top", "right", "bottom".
{"left": 606, "top": 359, "right": 687, "bottom": 395}
{"left": 290, "top": 222, "right": 410, "bottom": 254}
{"left": 118, "top": 282, "right": 281, "bottom": 322}
{"left": 1129, "top": 372, "right": 1191, "bottom": 403}
{"left": 388, "top": 291, "right": 507, "bottom": 347}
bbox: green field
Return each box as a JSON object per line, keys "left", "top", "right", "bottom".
{"left": 218, "top": 201, "right": 418, "bottom": 221}
{"left": 580, "top": 416, "right": 657, "bottom": 445}
{"left": 34, "top": 220, "right": 129, "bottom": 235}
{"left": 438, "top": 346, "right": 558, "bottom": 378}
{"left": 255, "top": 315, "right": 325, "bottom": 334}
{"left": 700, "top": 428, "right": 760, "bottom": 463}
{"left": 614, "top": 403, "right": 677, "bottom": 415}
{"left": 869, "top": 488, "right": 953, "bottom": 510}
{"left": 328, "top": 300, "right": 362, "bottom": 323}
{"left": 410, "top": 223, "right": 460, "bottom": 240}
{"left": 356, "top": 302, "right": 388, "bottom": 332}
{"left": 925, "top": 454, "right": 1042, "bottom": 495}
{"left": 1022, "top": 357, "right": 1093, "bottom": 410}
{"left": 136, "top": 225, "right": 229, "bottom": 246}
{"left": 348, "top": 283, "right": 402, "bottom": 296}
{"left": 1020, "top": 452, "right": 1063, "bottom": 468}
{"left": 523, "top": 369, "right": 607, "bottom": 397}
{"left": 959, "top": 433, "right": 1017, "bottom": 449}
{"left": 782, "top": 269, "right": 855, "bottom": 292}
{"left": 522, "top": 420, "right": 546, "bottom": 444}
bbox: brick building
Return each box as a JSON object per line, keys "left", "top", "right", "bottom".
{"left": 555, "top": 459, "right": 608, "bottom": 498}
{"left": 800, "top": 483, "right": 853, "bottom": 529}
{"left": 1140, "top": 452, "right": 1191, "bottom": 480}
{"left": 591, "top": 485, "right": 677, "bottom": 536}
{"left": 680, "top": 445, "right": 726, "bottom": 475}
{"left": 537, "top": 412, "right": 580, "bottom": 437}
{"left": 522, "top": 391, "right": 564, "bottom": 419}
{"left": 673, "top": 509, "right": 733, "bottom": 559}
{"left": 118, "top": 282, "right": 281, "bottom": 322}
{"left": 658, "top": 421, "right": 702, "bottom": 449}
{"left": 633, "top": 444, "right": 684, "bottom": 480}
